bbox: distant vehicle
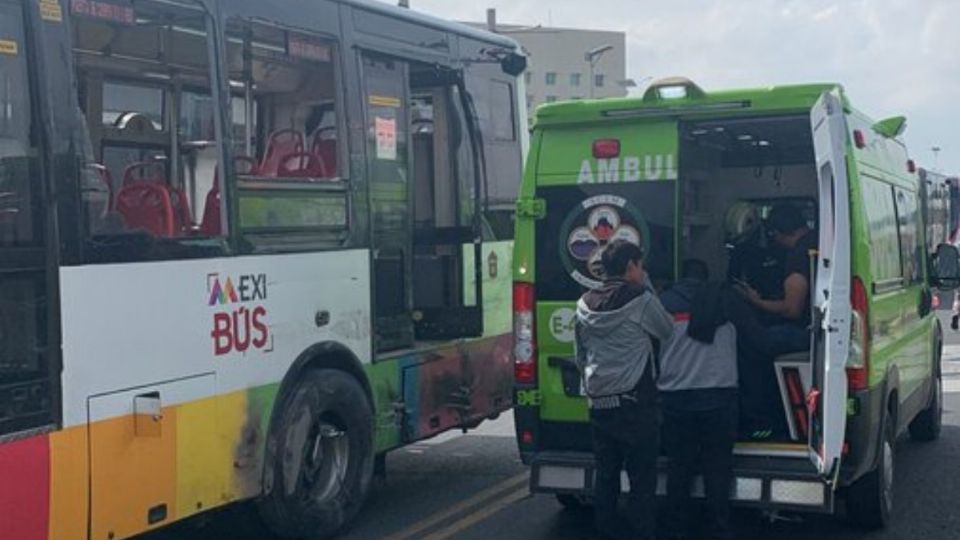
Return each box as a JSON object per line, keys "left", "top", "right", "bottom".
{"left": 511, "top": 77, "right": 960, "bottom": 529}
{"left": 0, "top": 0, "right": 527, "bottom": 539}
{"left": 919, "top": 168, "right": 960, "bottom": 248}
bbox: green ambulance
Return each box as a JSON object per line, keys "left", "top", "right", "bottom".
{"left": 511, "top": 77, "right": 960, "bottom": 528}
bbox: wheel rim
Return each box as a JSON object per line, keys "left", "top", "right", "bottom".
{"left": 880, "top": 438, "right": 894, "bottom": 514}
{"left": 301, "top": 417, "right": 350, "bottom": 503}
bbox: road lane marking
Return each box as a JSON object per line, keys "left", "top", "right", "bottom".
{"left": 381, "top": 472, "right": 528, "bottom": 540}
{"left": 419, "top": 487, "right": 530, "bottom": 540}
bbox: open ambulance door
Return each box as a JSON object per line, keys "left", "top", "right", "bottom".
{"left": 809, "top": 89, "right": 852, "bottom": 482}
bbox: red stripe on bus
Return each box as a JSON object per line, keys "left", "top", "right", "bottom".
{"left": 0, "top": 434, "right": 50, "bottom": 540}
{"left": 673, "top": 313, "right": 691, "bottom": 322}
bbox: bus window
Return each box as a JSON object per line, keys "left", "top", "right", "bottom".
{"left": 1, "top": 1, "right": 53, "bottom": 436}
{"left": 226, "top": 20, "right": 347, "bottom": 248}
{"left": 72, "top": 0, "right": 226, "bottom": 252}
{"left": 0, "top": 3, "right": 38, "bottom": 247}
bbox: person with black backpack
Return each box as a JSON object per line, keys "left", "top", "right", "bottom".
{"left": 658, "top": 259, "right": 739, "bottom": 540}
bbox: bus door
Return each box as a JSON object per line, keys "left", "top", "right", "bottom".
{"left": 363, "top": 54, "right": 415, "bottom": 352}
{"left": 0, "top": 0, "right": 59, "bottom": 439}
{"left": 409, "top": 66, "right": 484, "bottom": 341}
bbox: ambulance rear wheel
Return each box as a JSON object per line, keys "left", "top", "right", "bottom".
{"left": 909, "top": 340, "right": 943, "bottom": 442}
{"left": 259, "top": 369, "right": 375, "bottom": 539}
{"left": 846, "top": 416, "right": 894, "bottom": 530}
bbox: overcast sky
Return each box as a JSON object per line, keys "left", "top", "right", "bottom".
{"left": 396, "top": 0, "right": 959, "bottom": 174}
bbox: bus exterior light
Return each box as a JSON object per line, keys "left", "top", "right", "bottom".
{"left": 514, "top": 282, "right": 537, "bottom": 384}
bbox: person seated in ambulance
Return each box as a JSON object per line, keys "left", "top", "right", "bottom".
{"left": 725, "top": 201, "right": 785, "bottom": 306}
{"left": 729, "top": 203, "right": 818, "bottom": 439}
{"left": 735, "top": 203, "right": 817, "bottom": 349}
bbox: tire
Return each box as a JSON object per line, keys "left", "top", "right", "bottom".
{"left": 846, "top": 414, "right": 895, "bottom": 530}
{"left": 259, "top": 369, "right": 375, "bottom": 539}
{"left": 909, "top": 341, "right": 943, "bottom": 442}
{"left": 555, "top": 494, "right": 591, "bottom": 511}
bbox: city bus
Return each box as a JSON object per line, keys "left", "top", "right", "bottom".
{"left": 0, "top": 1, "right": 527, "bottom": 539}
{"left": 513, "top": 78, "right": 959, "bottom": 528}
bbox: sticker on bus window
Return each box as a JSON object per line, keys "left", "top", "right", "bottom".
{"left": 71, "top": 0, "right": 135, "bottom": 25}
{"left": 40, "top": 0, "right": 64, "bottom": 22}
{"left": 375, "top": 117, "right": 397, "bottom": 161}
{"left": 0, "top": 40, "right": 18, "bottom": 56}
{"left": 369, "top": 95, "right": 401, "bottom": 109}
{"left": 288, "top": 35, "right": 331, "bottom": 62}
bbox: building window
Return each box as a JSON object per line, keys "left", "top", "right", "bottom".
{"left": 524, "top": 71, "right": 532, "bottom": 85}
{"left": 570, "top": 73, "right": 582, "bottom": 87}
{"left": 571, "top": 96, "right": 584, "bottom": 100}
{"left": 526, "top": 94, "right": 534, "bottom": 110}
{"left": 545, "top": 72, "right": 557, "bottom": 86}
{"left": 594, "top": 74, "right": 605, "bottom": 88}
{"left": 545, "top": 95, "right": 558, "bottom": 103}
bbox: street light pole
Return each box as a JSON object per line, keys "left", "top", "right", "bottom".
{"left": 932, "top": 146, "right": 942, "bottom": 171}
{"left": 585, "top": 44, "right": 614, "bottom": 99}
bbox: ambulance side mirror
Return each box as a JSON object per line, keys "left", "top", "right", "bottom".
{"left": 931, "top": 243, "right": 960, "bottom": 290}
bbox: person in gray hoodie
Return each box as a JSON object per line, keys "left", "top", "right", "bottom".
{"left": 575, "top": 240, "right": 673, "bottom": 540}
{"left": 658, "top": 260, "right": 739, "bottom": 540}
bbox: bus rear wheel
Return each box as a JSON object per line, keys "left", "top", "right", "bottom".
{"left": 259, "top": 369, "right": 374, "bottom": 539}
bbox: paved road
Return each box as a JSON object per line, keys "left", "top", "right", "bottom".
{"left": 144, "top": 318, "right": 960, "bottom": 540}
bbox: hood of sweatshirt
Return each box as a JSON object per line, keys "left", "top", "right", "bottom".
{"left": 575, "top": 279, "right": 646, "bottom": 337}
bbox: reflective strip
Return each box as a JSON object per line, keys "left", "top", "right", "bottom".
{"left": 587, "top": 395, "right": 621, "bottom": 409}
{"left": 770, "top": 480, "right": 826, "bottom": 506}
{"left": 538, "top": 466, "right": 586, "bottom": 490}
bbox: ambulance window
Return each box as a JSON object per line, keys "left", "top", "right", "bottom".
{"left": 861, "top": 178, "right": 901, "bottom": 287}
{"left": 894, "top": 188, "right": 921, "bottom": 283}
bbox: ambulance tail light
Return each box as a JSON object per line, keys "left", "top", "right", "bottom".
{"left": 592, "top": 139, "right": 621, "bottom": 159}
{"left": 514, "top": 282, "right": 537, "bottom": 384}
{"left": 847, "top": 277, "right": 870, "bottom": 392}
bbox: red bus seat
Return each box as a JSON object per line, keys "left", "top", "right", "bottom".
{"left": 310, "top": 126, "right": 338, "bottom": 177}
{"left": 278, "top": 151, "right": 326, "bottom": 178}
{"left": 116, "top": 182, "right": 176, "bottom": 237}
{"left": 200, "top": 156, "right": 258, "bottom": 236}
{"left": 122, "top": 161, "right": 167, "bottom": 187}
{"left": 121, "top": 161, "right": 193, "bottom": 235}
{"left": 260, "top": 129, "right": 304, "bottom": 177}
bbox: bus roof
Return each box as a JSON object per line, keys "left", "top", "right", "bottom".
{"left": 534, "top": 80, "right": 846, "bottom": 127}
{"left": 339, "top": 0, "right": 521, "bottom": 50}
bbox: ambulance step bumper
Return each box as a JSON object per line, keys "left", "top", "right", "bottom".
{"left": 529, "top": 451, "right": 834, "bottom": 513}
